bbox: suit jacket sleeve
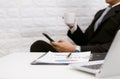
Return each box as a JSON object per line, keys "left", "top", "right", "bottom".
{"left": 67, "top": 25, "right": 88, "bottom": 45}
{"left": 67, "top": 26, "right": 112, "bottom": 53}
{"left": 67, "top": 5, "right": 120, "bottom": 53}
{"left": 80, "top": 42, "right": 112, "bottom": 53}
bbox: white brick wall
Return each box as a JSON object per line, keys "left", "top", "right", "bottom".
{"left": 0, "top": 0, "right": 108, "bottom": 57}
{"left": 0, "top": 0, "right": 107, "bottom": 37}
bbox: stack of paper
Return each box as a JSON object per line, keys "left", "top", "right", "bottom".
{"left": 31, "top": 51, "right": 91, "bottom": 65}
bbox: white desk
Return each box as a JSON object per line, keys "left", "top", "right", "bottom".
{"left": 1, "top": 53, "right": 119, "bottom": 79}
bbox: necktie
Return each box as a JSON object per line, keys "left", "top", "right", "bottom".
{"left": 94, "top": 6, "right": 111, "bottom": 31}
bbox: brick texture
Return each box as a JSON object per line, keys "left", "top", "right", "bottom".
{"left": 0, "top": 0, "right": 108, "bottom": 57}
{"left": 0, "top": 0, "right": 107, "bottom": 37}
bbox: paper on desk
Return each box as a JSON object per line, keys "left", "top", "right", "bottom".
{"left": 34, "top": 51, "right": 91, "bottom": 64}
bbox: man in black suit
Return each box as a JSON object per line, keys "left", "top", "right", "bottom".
{"left": 30, "top": 0, "right": 120, "bottom": 53}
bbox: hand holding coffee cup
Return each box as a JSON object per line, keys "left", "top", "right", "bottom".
{"left": 64, "top": 12, "right": 76, "bottom": 28}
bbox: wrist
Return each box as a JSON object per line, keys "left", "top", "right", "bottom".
{"left": 74, "top": 46, "right": 80, "bottom": 52}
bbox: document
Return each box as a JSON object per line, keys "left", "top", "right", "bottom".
{"left": 31, "top": 51, "right": 91, "bottom": 65}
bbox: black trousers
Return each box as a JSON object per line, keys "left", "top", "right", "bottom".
{"left": 30, "top": 40, "right": 57, "bottom": 52}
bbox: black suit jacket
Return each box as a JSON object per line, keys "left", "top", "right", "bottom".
{"left": 67, "top": 4, "right": 120, "bottom": 53}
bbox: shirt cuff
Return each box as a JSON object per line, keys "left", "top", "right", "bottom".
{"left": 74, "top": 46, "right": 81, "bottom": 52}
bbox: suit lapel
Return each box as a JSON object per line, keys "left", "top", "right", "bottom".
{"left": 100, "top": 5, "right": 120, "bottom": 26}
{"left": 93, "top": 10, "right": 104, "bottom": 24}
{"left": 100, "top": 9, "right": 115, "bottom": 24}
{"left": 87, "top": 5, "right": 120, "bottom": 40}
{"left": 86, "top": 10, "right": 104, "bottom": 39}
{"left": 95, "top": 5, "right": 120, "bottom": 32}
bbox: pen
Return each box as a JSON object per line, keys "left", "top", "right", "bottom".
{"left": 67, "top": 52, "right": 72, "bottom": 58}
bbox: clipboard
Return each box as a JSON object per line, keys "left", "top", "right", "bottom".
{"left": 31, "top": 53, "right": 69, "bottom": 65}
{"left": 31, "top": 60, "right": 69, "bottom": 65}
{"left": 31, "top": 51, "right": 91, "bottom": 65}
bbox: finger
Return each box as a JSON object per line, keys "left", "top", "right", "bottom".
{"left": 58, "top": 39, "right": 65, "bottom": 42}
{"left": 51, "top": 42, "right": 58, "bottom": 46}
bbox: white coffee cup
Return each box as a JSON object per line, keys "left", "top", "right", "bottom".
{"left": 64, "top": 12, "right": 76, "bottom": 24}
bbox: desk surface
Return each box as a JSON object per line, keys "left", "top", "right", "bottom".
{"left": 0, "top": 53, "right": 119, "bottom": 79}
{"left": 0, "top": 53, "right": 96, "bottom": 79}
